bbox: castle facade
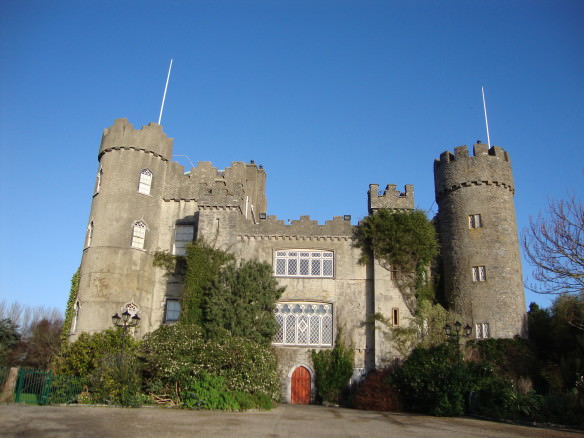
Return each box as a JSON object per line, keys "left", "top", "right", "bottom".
{"left": 71, "top": 118, "right": 526, "bottom": 403}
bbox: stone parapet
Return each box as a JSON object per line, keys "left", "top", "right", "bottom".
{"left": 434, "top": 144, "right": 514, "bottom": 200}
{"left": 369, "top": 184, "right": 414, "bottom": 212}
{"left": 99, "top": 118, "right": 173, "bottom": 161}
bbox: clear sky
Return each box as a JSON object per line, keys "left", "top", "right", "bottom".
{"left": 0, "top": 0, "right": 582, "bottom": 315}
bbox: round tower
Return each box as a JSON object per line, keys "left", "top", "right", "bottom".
{"left": 72, "top": 119, "right": 173, "bottom": 339}
{"left": 434, "top": 143, "right": 526, "bottom": 339}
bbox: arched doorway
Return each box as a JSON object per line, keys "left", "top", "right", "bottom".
{"left": 291, "top": 366, "right": 311, "bottom": 404}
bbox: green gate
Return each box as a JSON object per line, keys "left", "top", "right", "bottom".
{"left": 14, "top": 368, "right": 52, "bottom": 405}
{"left": 13, "top": 368, "right": 84, "bottom": 405}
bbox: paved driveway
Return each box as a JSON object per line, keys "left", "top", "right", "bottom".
{"left": 0, "top": 403, "right": 580, "bottom": 438}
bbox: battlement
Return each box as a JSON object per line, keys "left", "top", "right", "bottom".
{"left": 436, "top": 143, "right": 510, "bottom": 165}
{"left": 434, "top": 143, "right": 514, "bottom": 199}
{"left": 368, "top": 184, "right": 414, "bottom": 212}
{"left": 240, "top": 214, "right": 354, "bottom": 237}
{"left": 99, "top": 118, "right": 174, "bottom": 161}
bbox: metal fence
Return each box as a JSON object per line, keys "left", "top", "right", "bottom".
{"left": 9, "top": 367, "right": 85, "bottom": 405}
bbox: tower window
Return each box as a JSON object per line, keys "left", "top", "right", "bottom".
{"left": 173, "top": 225, "right": 195, "bottom": 256}
{"left": 468, "top": 214, "right": 482, "bottom": 229}
{"left": 138, "top": 169, "right": 153, "bottom": 195}
{"left": 472, "top": 265, "right": 486, "bottom": 282}
{"left": 165, "top": 299, "right": 181, "bottom": 322}
{"left": 94, "top": 167, "right": 103, "bottom": 194}
{"left": 274, "top": 250, "right": 334, "bottom": 278}
{"left": 475, "top": 322, "right": 490, "bottom": 339}
{"left": 392, "top": 308, "right": 400, "bottom": 327}
{"left": 131, "top": 221, "right": 146, "bottom": 249}
{"left": 85, "top": 221, "right": 93, "bottom": 248}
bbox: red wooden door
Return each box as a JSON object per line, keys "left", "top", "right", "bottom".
{"left": 291, "top": 366, "right": 311, "bottom": 404}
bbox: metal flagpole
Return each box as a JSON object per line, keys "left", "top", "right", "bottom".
{"left": 158, "top": 59, "right": 173, "bottom": 125}
{"left": 482, "top": 86, "right": 491, "bottom": 148}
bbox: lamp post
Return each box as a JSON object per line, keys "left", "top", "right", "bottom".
{"left": 444, "top": 321, "right": 472, "bottom": 342}
{"left": 112, "top": 310, "right": 140, "bottom": 360}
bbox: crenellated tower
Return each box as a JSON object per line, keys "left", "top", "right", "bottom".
{"left": 434, "top": 143, "right": 526, "bottom": 339}
{"left": 74, "top": 119, "right": 174, "bottom": 338}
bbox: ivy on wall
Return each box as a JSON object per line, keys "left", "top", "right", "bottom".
{"left": 61, "top": 267, "right": 80, "bottom": 346}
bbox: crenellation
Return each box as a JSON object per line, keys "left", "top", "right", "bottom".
{"left": 368, "top": 184, "right": 414, "bottom": 212}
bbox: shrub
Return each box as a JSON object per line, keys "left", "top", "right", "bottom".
{"left": 140, "top": 323, "right": 280, "bottom": 407}
{"left": 352, "top": 367, "right": 403, "bottom": 411}
{"left": 390, "top": 342, "right": 472, "bottom": 416}
{"left": 312, "top": 337, "right": 354, "bottom": 404}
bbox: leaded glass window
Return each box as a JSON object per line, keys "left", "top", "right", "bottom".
{"left": 274, "top": 250, "right": 334, "bottom": 278}
{"left": 273, "top": 302, "right": 333, "bottom": 346}
{"left": 138, "top": 169, "right": 153, "bottom": 195}
{"left": 131, "top": 221, "right": 146, "bottom": 249}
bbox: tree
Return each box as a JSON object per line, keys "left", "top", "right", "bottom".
{"left": 203, "top": 259, "right": 285, "bottom": 345}
{"left": 0, "top": 319, "right": 20, "bottom": 364}
{"left": 522, "top": 195, "right": 583, "bottom": 297}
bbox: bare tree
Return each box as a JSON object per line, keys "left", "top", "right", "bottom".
{"left": 522, "top": 195, "right": 583, "bottom": 296}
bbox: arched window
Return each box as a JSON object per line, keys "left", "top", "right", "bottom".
{"left": 138, "top": 169, "right": 153, "bottom": 195}
{"left": 85, "top": 221, "right": 94, "bottom": 247}
{"left": 71, "top": 301, "right": 80, "bottom": 333}
{"left": 131, "top": 221, "right": 146, "bottom": 249}
{"left": 94, "top": 167, "right": 103, "bottom": 194}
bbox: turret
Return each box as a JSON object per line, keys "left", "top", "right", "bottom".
{"left": 72, "top": 119, "right": 174, "bottom": 339}
{"left": 434, "top": 143, "right": 526, "bottom": 339}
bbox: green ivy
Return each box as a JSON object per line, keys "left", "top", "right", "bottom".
{"left": 353, "top": 209, "right": 439, "bottom": 308}
{"left": 61, "top": 267, "right": 80, "bottom": 346}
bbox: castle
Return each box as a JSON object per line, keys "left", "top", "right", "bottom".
{"left": 71, "top": 118, "right": 526, "bottom": 403}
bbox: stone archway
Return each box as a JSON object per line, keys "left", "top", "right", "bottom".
{"left": 290, "top": 366, "right": 311, "bottom": 404}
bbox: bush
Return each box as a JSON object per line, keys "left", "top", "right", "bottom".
{"left": 352, "top": 367, "right": 403, "bottom": 411}
{"left": 391, "top": 342, "right": 472, "bottom": 416}
{"left": 140, "top": 323, "right": 280, "bottom": 407}
{"left": 312, "top": 338, "right": 354, "bottom": 404}
{"left": 89, "top": 352, "right": 143, "bottom": 407}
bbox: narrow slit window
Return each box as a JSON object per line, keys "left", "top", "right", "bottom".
{"left": 392, "top": 308, "right": 400, "bottom": 327}
{"left": 85, "top": 221, "right": 94, "bottom": 248}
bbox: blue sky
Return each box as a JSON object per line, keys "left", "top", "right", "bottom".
{"left": 0, "top": 0, "right": 582, "bottom": 314}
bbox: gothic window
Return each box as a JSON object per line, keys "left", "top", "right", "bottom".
{"left": 138, "top": 169, "right": 153, "bottom": 195}
{"left": 165, "top": 299, "right": 181, "bottom": 322}
{"left": 71, "top": 301, "right": 80, "bottom": 333}
{"left": 475, "top": 322, "right": 490, "bottom": 339}
{"left": 273, "top": 302, "right": 333, "bottom": 347}
{"left": 468, "top": 214, "right": 482, "bottom": 229}
{"left": 131, "top": 221, "right": 146, "bottom": 249}
{"left": 274, "top": 250, "right": 334, "bottom": 278}
{"left": 94, "top": 167, "right": 102, "bottom": 194}
{"left": 85, "top": 221, "right": 93, "bottom": 248}
{"left": 472, "top": 265, "right": 486, "bottom": 282}
{"left": 173, "top": 225, "right": 195, "bottom": 256}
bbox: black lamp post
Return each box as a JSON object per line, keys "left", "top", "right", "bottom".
{"left": 444, "top": 321, "right": 472, "bottom": 341}
{"left": 112, "top": 310, "right": 140, "bottom": 359}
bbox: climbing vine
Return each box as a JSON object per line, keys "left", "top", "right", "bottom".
{"left": 353, "top": 209, "right": 439, "bottom": 312}
{"left": 61, "top": 267, "right": 80, "bottom": 346}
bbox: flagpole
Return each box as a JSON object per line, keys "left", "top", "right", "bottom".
{"left": 158, "top": 59, "right": 173, "bottom": 125}
{"left": 482, "top": 86, "right": 491, "bottom": 148}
